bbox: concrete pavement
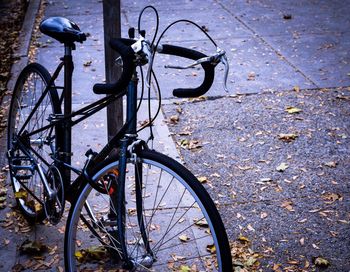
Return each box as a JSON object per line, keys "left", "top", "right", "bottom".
{"left": 0, "top": 0, "right": 349, "bottom": 271}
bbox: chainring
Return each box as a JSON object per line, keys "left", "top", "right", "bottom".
{"left": 44, "top": 164, "right": 65, "bottom": 225}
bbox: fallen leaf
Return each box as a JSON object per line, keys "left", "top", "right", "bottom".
{"left": 75, "top": 246, "right": 108, "bottom": 263}
{"left": 11, "top": 264, "right": 25, "bottom": 272}
{"left": 305, "top": 260, "right": 310, "bottom": 268}
{"left": 314, "top": 257, "right": 330, "bottom": 267}
{"left": 211, "top": 172, "right": 221, "bottom": 178}
{"left": 188, "top": 140, "right": 202, "bottom": 150}
{"left": 14, "top": 189, "right": 28, "bottom": 199}
{"left": 247, "top": 72, "right": 256, "bottom": 81}
{"left": 273, "top": 263, "right": 281, "bottom": 271}
{"left": 238, "top": 165, "right": 253, "bottom": 171}
{"left": 169, "top": 115, "right": 179, "bottom": 124}
{"left": 197, "top": 176, "right": 208, "bottom": 183}
{"left": 238, "top": 235, "right": 250, "bottom": 243}
{"left": 293, "top": 86, "right": 300, "bottom": 92}
{"left": 83, "top": 60, "right": 92, "bottom": 67}
{"left": 260, "top": 212, "right": 268, "bottom": 219}
{"left": 0, "top": 187, "right": 7, "bottom": 196}
{"left": 283, "top": 14, "right": 292, "bottom": 20}
{"left": 245, "top": 256, "right": 257, "bottom": 266}
{"left": 247, "top": 224, "right": 255, "bottom": 232}
{"left": 194, "top": 218, "right": 208, "bottom": 227}
{"left": 19, "top": 239, "right": 48, "bottom": 255}
{"left": 312, "top": 243, "right": 320, "bottom": 250}
{"left": 178, "top": 129, "right": 192, "bottom": 136}
{"left": 206, "top": 244, "right": 216, "bottom": 253}
{"left": 179, "top": 139, "right": 202, "bottom": 150}
{"left": 179, "top": 234, "right": 190, "bottom": 242}
{"left": 260, "top": 178, "right": 272, "bottom": 182}
{"left": 278, "top": 133, "right": 298, "bottom": 142}
{"left": 281, "top": 200, "right": 294, "bottom": 211}
{"left": 276, "top": 162, "right": 289, "bottom": 172}
{"left": 285, "top": 106, "right": 302, "bottom": 114}
{"left": 324, "top": 161, "right": 337, "bottom": 168}
{"left": 171, "top": 254, "right": 185, "bottom": 262}
{"left": 322, "top": 192, "right": 341, "bottom": 204}
{"left": 180, "top": 265, "right": 191, "bottom": 272}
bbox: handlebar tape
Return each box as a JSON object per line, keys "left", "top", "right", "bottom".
{"left": 93, "top": 38, "right": 136, "bottom": 94}
{"left": 159, "top": 44, "right": 215, "bottom": 98}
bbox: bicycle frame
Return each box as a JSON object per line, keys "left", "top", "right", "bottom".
{"left": 13, "top": 44, "right": 140, "bottom": 200}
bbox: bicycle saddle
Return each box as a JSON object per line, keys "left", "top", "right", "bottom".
{"left": 40, "top": 17, "right": 86, "bottom": 44}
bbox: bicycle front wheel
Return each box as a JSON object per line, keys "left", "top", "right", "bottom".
{"left": 7, "top": 63, "right": 62, "bottom": 223}
{"left": 65, "top": 149, "right": 232, "bottom": 271}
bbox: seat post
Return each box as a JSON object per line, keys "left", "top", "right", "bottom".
{"left": 62, "top": 43, "right": 74, "bottom": 182}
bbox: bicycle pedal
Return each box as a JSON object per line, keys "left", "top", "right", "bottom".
{"left": 14, "top": 174, "right": 32, "bottom": 180}
{"left": 97, "top": 215, "right": 117, "bottom": 228}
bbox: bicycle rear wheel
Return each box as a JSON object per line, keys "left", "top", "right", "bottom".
{"left": 7, "top": 63, "right": 62, "bottom": 223}
{"left": 65, "top": 149, "right": 232, "bottom": 271}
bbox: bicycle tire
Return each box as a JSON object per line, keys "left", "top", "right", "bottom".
{"left": 65, "top": 149, "right": 232, "bottom": 271}
{"left": 7, "top": 63, "right": 62, "bottom": 224}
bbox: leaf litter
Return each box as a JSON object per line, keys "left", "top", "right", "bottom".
{"left": 163, "top": 84, "right": 350, "bottom": 271}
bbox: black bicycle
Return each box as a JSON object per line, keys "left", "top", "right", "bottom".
{"left": 7, "top": 6, "right": 231, "bottom": 271}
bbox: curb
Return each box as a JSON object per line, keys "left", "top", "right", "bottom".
{"left": 0, "top": 0, "right": 41, "bottom": 168}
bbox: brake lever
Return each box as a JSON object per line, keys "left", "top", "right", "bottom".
{"left": 211, "top": 48, "right": 229, "bottom": 92}
{"left": 131, "top": 36, "right": 153, "bottom": 88}
{"left": 221, "top": 51, "right": 229, "bottom": 93}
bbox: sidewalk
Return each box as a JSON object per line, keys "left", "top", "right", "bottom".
{"left": 0, "top": 0, "right": 349, "bottom": 271}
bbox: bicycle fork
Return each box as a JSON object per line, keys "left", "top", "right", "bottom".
{"left": 108, "top": 71, "right": 154, "bottom": 269}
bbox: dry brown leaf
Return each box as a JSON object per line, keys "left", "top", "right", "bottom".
{"left": 179, "top": 234, "right": 190, "bottom": 242}
{"left": 83, "top": 60, "right": 92, "bottom": 67}
{"left": 170, "top": 115, "right": 179, "bottom": 123}
{"left": 314, "top": 257, "right": 330, "bottom": 267}
{"left": 281, "top": 200, "right": 294, "bottom": 211}
{"left": 260, "top": 212, "right": 268, "bottom": 219}
{"left": 194, "top": 218, "right": 208, "bottom": 227}
{"left": 238, "top": 165, "right": 253, "bottom": 171}
{"left": 322, "top": 192, "right": 342, "bottom": 204}
{"left": 324, "top": 161, "right": 337, "bottom": 168}
{"left": 197, "top": 176, "right": 208, "bottom": 183}
{"left": 285, "top": 106, "right": 302, "bottom": 114}
{"left": 238, "top": 235, "right": 250, "bottom": 243}
{"left": 278, "top": 133, "right": 298, "bottom": 142}
{"left": 206, "top": 244, "right": 216, "bottom": 254}
{"left": 19, "top": 239, "right": 48, "bottom": 255}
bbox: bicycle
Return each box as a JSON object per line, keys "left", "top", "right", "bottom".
{"left": 7, "top": 6, "right": 231, "bottom": 271}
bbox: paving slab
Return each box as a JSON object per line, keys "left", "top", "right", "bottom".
{"left": 35, "top": 45, "right": 106, "bottom": 104}
{"left": 44, "top": 0, "right": 103, "bottom": 16}
{"left": 219, "top": 0, "right": 350, "bottom": 36}
{"left": 2, "top": 0, "right": 350, "bottom": 271}
{"left": 267, "top": 33, "right": 350, "bottom": 87}
{"left": 219, "top": 0, "right": 350, "bottom": 90}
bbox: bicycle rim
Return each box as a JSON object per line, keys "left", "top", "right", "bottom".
{"left": 65, "top": 150, "right": 231, "bottom": 271}
{"left": 7, "top": 63, "right": 60, "bottom": 222}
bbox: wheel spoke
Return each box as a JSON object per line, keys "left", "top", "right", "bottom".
{"left": 8, "top": 64, "right": 61, "bottom": 223}
{"left": 65, "top": 152, "right": 229, "bottom": 271}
